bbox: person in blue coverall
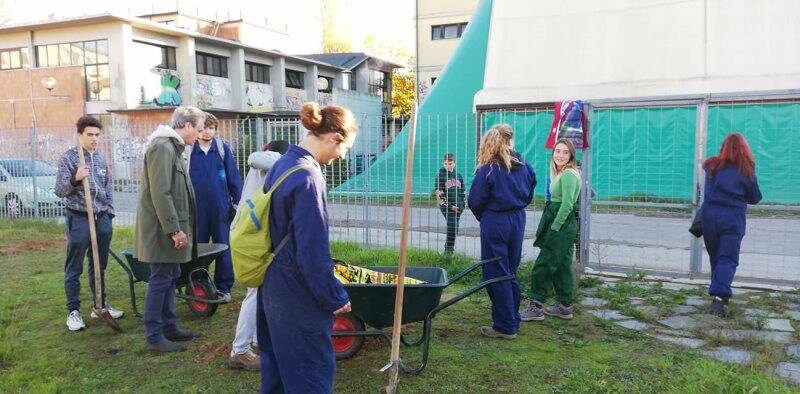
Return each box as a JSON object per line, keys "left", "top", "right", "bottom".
{"left": 257, "top": 102, "right": 355, "bottom": 393}
{"left": 701, "top": 132, "right": 761, "bottom": 317}
{"left": 188, "top": 113, "right": 242, "bottom": 300}
{"left": 468, "top": 124, "right": 536, "bottom": 339}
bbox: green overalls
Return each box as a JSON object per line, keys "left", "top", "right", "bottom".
{"left": 529, "top": 169, "right": 581, "bottom": 306}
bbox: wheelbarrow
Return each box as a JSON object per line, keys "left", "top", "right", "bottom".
{"left": 109, "top": 243, "right": 230, "bottom": 318}
{"left": 332, "top": 257, "right": 512, "bottom": 374}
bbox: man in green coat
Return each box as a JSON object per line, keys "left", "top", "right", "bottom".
{"left": 134, "top": 106, "right": 204, "bottom": 352}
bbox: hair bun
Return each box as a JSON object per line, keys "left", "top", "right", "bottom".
{"left": 300, "top": 102, "right": 323, "bottom": 131}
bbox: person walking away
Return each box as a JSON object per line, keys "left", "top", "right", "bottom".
{"left": 468, "top": 124, "right": 536, "bottom": 339}
{"left": 228, "top": 140, "right": 289, "bottom": 371}
{"left": 701, "top": 132, "right": 762, "bottom": 317}
{"left": 257, "top": 102, "right": 354, "bottom": 393}
{"left": 135, "top": 106, "right": 205, "bottom": 352}
{"left": 188, "top": 113, "right": 242, "bottom": 302}
{"left": 522, "top": 139, "right": 581, "bottom": 321}
{"left": 55, "top": 115, "right": 123, "bottom": 331}
{"left": 435, "top": 153, "right": 466, "bottom": 255}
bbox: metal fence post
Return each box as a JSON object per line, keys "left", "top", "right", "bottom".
{"left": 255, "top": 118, "right": 264, "bottom": 149}
{"left": 30, "top": 125, "right": 40, "bottom": 219}
{"left": 689, "top": 99, "right": 709, "bottom": 277}
{"left": 362, "top": 115, "right": 373, "bottom": 247}
{"left": 579, "top": 104, "right": 593, "bottom": 271}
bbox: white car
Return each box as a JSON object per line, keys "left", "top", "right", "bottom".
{"left": 0, "top": 159, "right": 63, "bottom": 217}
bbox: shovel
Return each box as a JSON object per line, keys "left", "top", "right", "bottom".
{"left": 77, "top": 139, "right": 123, "bottom": 333}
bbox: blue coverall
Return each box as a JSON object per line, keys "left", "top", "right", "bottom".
{"left": 257, "top": 146, "right": 349, "bottom": 394}
{"left": 468, "top": 158, "right": 536, "bottom": 335}
{"left": 188, "top": 140, "right": 242, "bottom": 294}
{"left": 702, "top": 164, "right": 761, "bottom": 300}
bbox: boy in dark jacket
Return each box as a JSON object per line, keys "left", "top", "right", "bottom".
{"left": 435, "top": 153, "right": 466, "bottom": 255}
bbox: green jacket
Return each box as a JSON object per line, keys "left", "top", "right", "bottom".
{"left": 134, "top": 125, "right": 197, "bottom": 263}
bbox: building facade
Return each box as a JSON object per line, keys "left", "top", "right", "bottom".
{"left": 0, "top": 11, "right": 395, "bottom": 129}
{"left": 416, "top": 0, "right": 478, "bottom": 100}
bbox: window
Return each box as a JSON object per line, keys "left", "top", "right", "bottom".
{"left": 431, "top": 22, "right": 468, "bottom": 40}
{"left": 0, "top": 47, "right": 30, "bottom": 70}
{"left": 132, "top": 41, "right": 176, "bottom": 70}
{"left": 245, "top": 61, "right": 270, "bottom": 84}
{"left": 35, "top": 39, "right": 110, "bottom": 101}
{"left": 369, "top": 69, "right": 389, "bottom": 103}
{"left": 196, "top": 52, "right": 228, "bottom": 77}
{"left": 347, "top": 72, "right": 356, "bottom": 91}
{"left": 285, "top": 69, "right": 304, "bottom": 89}
{"left": 318, "top": 76, "right": 333, "bottom": 93}
{"left": 431, "top": 77, "right": 437, "bottom": 85}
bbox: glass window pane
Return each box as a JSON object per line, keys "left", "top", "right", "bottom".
{"left": 432, "top": 26, "right": 442, "bottom": 40}
{"left": 167, "top": 48, "right": 176, "bottom": 69}
{"left": 95, "top": 40, "right": 108, "bottom": 64}
{"left": 47, "top": 44, "right": 59, "bottom": 66}
{"left": 85, "top": 64, "right": 99, "bottom": 100}
{"left": 9, "top": 50, "right": 20, "bottom": 68}
{"left": 245, "top": 64, "right": 251, "bottom": 81}
{"left": 444, "top": 25, "right": 459, "bottom": 39}
{"left": 20, "top": 48, "right": 29, "bottom": 67}
{"left": 59, "top": 43, "right": 71, "bottom": 65}
{"left": 70, "top": 42, "right": 83, "bottom": 65}
{"left": 97, "top": 64, "right": 110, "bottom": 100}
{"left": 0, "top": 52, "right": 9, "bottom": 70}
{"left": 221, "top": 58, "right": 227, "bottom": 77}
{"left": 196, "top": 55, "right": 204, "bottom": 74}
{"left": 206, "top": 57, "right": 214, "bottom": 75}
{"left": 36, "top": 46, "right": 47, "bottom": 67}
{"left": 84, "top": 41, "right": 96, "bottom": 64}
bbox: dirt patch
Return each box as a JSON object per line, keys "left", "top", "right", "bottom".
{"left": 0, "top": 237, "right": 64, "bottom": 256}
{"left": 197, "top": 340, "right": 231, "bottom": 364}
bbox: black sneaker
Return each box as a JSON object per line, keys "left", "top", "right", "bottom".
{"left": 710, "top": 296, "right": 729, "bottom": 318}
{"left": 146, "top": 339, "right": 186, "bottom": 353}
{"left": 165, "top": 327, "right": 201, "bottom": 342}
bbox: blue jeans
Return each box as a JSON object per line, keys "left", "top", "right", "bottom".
{"left": 64, "top": 210, "right": 113, "bottom": 312}
{"left": 144, "top": 263, "right": 181, "bottom": 343}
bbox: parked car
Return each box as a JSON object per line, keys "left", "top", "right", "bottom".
{"left": 0, "top": 159, "right": 63, "bottom": 217}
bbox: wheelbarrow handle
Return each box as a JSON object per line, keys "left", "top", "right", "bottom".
{"left": 445, "top": 256, "right": 502, "bottom": 288}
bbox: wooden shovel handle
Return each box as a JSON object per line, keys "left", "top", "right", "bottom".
{"left": 76, "top": 141, "right": 103, "bottom": 310}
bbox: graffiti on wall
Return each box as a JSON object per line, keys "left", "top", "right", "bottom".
{"left": 318, "top": 92, "right": 334, "bottom": 106}
{"left": 140, "top": 69, "right": 182, "bottom": 107}
{"left": 195, "top": 76, "right": 232, "bottom": 110}
{"left": 284, "top": 88, "right": 307, "bottom": 111}
{"left": 245, "top": 83, "right": 274, "bottom": 112}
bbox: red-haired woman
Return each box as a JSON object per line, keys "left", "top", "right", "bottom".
{"left": 702, "top": 132, "right": 762, "bottom": 317}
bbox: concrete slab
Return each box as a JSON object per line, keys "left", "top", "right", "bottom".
{"left": 616, "top": 320, "right": 650, "bottom": 332}
{"left": 671, "top": 305, "right": 698, "bottom": 315}
{"left": 702, "top": 347, "right": 753, "bottom": 364}
{"left": 590, "top": 309, "right": 630, "bottom": 321}
{"left": 775, "top": 363, "right": 800, "bottom": 384}
{"left": 658, "top": 316, "right": 700, "bottom": 330}
{"left": 580, "top": 297, "right": 609, "bottom": 308}
{"left": 654, "top": 335, "right": 706, "bottom": 349}
{"left": 706, "top": 329, "right": 794, "bottom": 344}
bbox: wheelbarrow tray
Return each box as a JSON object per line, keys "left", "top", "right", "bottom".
{"left": 344, "top": 266, "right": 448, "bottom": 329}
{"left": 121, "top": 243, "right": 228, "bottom": 286}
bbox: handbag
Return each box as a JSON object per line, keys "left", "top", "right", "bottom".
{"left": 689, "top": 205, "right": 703, "bottom": 238}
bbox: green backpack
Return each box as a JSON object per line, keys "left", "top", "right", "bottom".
{"left": 231, "top": 164, "right": 310, "bottom": 287}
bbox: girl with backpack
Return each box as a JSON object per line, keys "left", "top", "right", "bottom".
{"left": 257, "top": 103, "right": 355, "bottom": 393}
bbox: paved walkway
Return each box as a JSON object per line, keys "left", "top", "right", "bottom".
{"left": 576, "top": 277, "right": 800, "bottom": 385}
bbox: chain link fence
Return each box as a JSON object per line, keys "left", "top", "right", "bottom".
{"left": 1, "top": 100, "right": 798, "bottom": 286}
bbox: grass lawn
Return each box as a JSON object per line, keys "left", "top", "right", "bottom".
{"left": 0, "top": 219, "right": 795, "bottom": 393}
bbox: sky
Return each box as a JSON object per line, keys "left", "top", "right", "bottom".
{"left": 2, "top": 0, "right": 415, "bottom": 60}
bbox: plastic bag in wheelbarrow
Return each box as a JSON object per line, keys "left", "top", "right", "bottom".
{"left": 334, "top": 261, "right": 425, "bottom": 285}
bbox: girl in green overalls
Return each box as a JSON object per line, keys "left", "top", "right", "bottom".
{"left": 521, "top": 139, "right": 581, "bottom": 321}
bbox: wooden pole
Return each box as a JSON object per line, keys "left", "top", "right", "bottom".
{"left": 384, "top": 103, "right": 418, "bottom": 393}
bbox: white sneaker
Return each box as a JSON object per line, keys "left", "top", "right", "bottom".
{"left": 219, "top": 292, "right": 232, "bottom": 303}
{"left": 66, "top": 310, "right": 85, "bottom": 331}
{"left": 91, "top": 304, "right": 125, "bottom": 319}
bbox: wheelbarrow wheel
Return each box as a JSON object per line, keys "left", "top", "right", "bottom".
{"left": 333, "top": 313, "right": 364, "bottom": 360}
{"left": 185, "top": 278, "right": 218, "bottom": 317}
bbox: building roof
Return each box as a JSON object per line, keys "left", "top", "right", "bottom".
{"left": 299, "top": 52, "right": 403, "bottom": 71}
{"left": 0, "top": 13, "right": 343, "bottom": 71}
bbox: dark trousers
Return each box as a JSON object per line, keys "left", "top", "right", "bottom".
{"left": 480, "top": 210, "right": 526, "bottom": 335}
{"left": 529, "top": 202, "right": 578, "bottom": 306}
{"left": 197, "top": 208, "right": 234, "bottom": 293}
{"left": 64, "top": 210, "right": 112, "bottom": 312}
{"left": 440, "top": 206, "right": 461, "bottom": 253}
{"left": 144, "top": 263, "right": 181, "bottom": 343}
{"left": 703, "top": 205, "right": 746, "bottom": 300}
